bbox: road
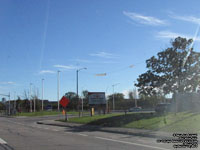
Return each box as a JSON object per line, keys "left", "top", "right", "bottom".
{"left": 0, "top": 115, "right": 174, "bottom": 150}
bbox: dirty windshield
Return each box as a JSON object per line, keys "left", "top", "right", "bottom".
{"left": 0, "top": 0, "right": 200, "bottom": 150}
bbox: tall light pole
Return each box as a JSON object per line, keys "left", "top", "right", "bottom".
{"left": 30, "top": 83, "right": 32, "bottom": 113}
{"left": 42, "top": 79, "right": 44, "bottom": 111}
{"left": 112, "top": 83, "right": 120, "bottom": 111}
{"left": 133, "top": 81, "right": 137, "bottom": 107}
{"left": 57, "top": 71, "right": 60, "bottom": 111}
{"left": 8, "top": 92, "right": 10, "bottom": 115}
{"left": 76, "top": 67, "right": 87, "bottom": 117}
{"left": 14, "top": 91, "right": 16, "bottom": 113}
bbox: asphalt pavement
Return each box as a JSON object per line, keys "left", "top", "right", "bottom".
{"left": 0, "top": 115, "right": 181, "bottom": 150}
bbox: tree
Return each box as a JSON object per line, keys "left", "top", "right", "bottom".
{"left": 82, "top": 90, "right": 89, "bottom": 99}
{"left": 136, "top": 37, "right": 200, "bottom": 96}
{"left": 108, "top": 93, "right": 125, "bottom": 110}
{"left": 128, "top": 91, "right": 134, "bottom": 100}
{"left": 65, "top": 92, "right": 78, "bottom": 110}
{"left": 82, "top": 90, "right": 89, "bottom": 110}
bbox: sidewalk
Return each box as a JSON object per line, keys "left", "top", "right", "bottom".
{"left": 37, "top": 119, "right": 173, "bottom": 139}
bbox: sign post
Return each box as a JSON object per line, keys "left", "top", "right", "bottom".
{"left": 59, "top": 96, "right": 70, "bottom": 121}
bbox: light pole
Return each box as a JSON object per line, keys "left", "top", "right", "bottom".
{"left": 112, "top": 83, "right": 119, "bottom": 111}
{"left": 133, "top": 81, "right": 137, "bottom": 107}
{"left": 76, "top": 67, "right": 87, "bottom": 117}
{"left": 30, "top": 83, "right": 32, "bottom": 113}
{"left": 57, "top": 71, "right": 60, "bottom": 111}
{"left": 14, "top": 91, "right": 16, "bottom": 113}
{"left": 42, "top": 79, "right": 44, "bottom": 111}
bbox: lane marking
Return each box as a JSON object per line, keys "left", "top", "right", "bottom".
{"left": 65, "top": 132, "right": 73, "bottom": 134}
{"left": 52, "top": 129, "right": 59, "bottom": 132}
{"left": 95, "top": 136, "right": 171, "bottom": 150}
{"left": 78, "top": 133, "right": 88, "bottom": 137}
{"left": 0, "top": 138, "right": 7, "bottom": 144}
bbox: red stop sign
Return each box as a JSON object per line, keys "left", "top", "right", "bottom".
{"left": 59, "top": 96, "right": 70, "bottom": 107}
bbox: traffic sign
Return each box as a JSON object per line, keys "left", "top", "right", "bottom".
{"left": 59, "top": 96, "right": 70, "bottom": 108}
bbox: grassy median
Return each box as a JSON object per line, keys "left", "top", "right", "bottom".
{"left": 67, "top": 112, "right": 200, "bottom": 133}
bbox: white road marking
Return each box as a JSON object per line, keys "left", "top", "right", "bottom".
{"left": 0, "top": 138, "right": 7, "bottom": 144}
{"left": 95, "top": 136, "right": 171, "bottom": 150}
{"left": 52, "top": 129, "right": 59, "bottom": 131}
{"left": 65, "top": 132, "right": 73, "bottom": 134}
{"left": 78, "top": 133, "right": 88, "bottom": 137}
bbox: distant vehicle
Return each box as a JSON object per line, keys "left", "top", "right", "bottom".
{"left": 155, "top": 103, "right": 171, "bottom": 113}
{"left": 128, "top": 107, "right": 142, "bottom": 112}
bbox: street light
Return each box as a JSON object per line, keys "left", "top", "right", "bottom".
{"left": 30, "top": 83, "right": 32, "bottom": 113}
{"left": 42, "top": 79, "right": 44, "bottom": 111}
{"left": 76, "top": 67, "right": 87, "bottom": 117}
{"left": 57, "top": 71, "right": 61, "bottom": 111}
{"left": 112, "top": 83, "right": 120, "bottom": 111}
{"left": 133, "top": 81, "right": 138, "bottom": 107}
{"left": 14, "top": 91, "right": 16, "bottom": 113}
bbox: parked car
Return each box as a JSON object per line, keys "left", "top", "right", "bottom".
{"left": 128, "top": 107, "right": 142, "bottom": 112}
{"left": 155, "top": 103, "right": 171, "bottom": 113}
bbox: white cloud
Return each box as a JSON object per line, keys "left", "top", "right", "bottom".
{"left": 53, "top": 65, "right": 77, "bottom": 70}
{"left": 156, "top": 31, "right": 200, "bottom": 41}
{"left": 170, "top": 14, "right": 200, "bottom": 24}
{"left": 89, "top": 52, "right": 118, "bottom": 59}
{"left": 123, "top": 11, "right": 167, "bottom": 26}
{"left": 122, "top": 89, "right": 130, "bottom": 99}
{"left": 0, "top": 81, "right": 15, "bottom": 85}
{"left": 39, "top": 70, "right": 56, "bottom": 74}
{"left": 72, "top": 59, "right": 93, "bottom": 63}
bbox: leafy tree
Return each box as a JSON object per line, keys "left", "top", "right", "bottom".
{"left": 82, "top": 90, "right": 89, "bottom": 99}
{"left": 65, "top": 92, "right": 77, "bottom": 99}
{"left": 136, "top": 37, "right": 200, "bottom": 96}
{"left": 82, "top": 90, "right": 89, "bottom": 110}
{"left": 128, "top": 91, "right": 134, "bottom": 100}
{"left": 108, "top": 93, "right": 124, "bottom": 109}
{"left": 65, "top": 92, "right": 78, "bottom": 110}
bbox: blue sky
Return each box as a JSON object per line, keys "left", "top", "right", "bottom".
{"left": 1, "top": 0, "right": 200, "bottom": 101}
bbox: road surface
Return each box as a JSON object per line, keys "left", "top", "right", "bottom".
{"left": 0, "top": 115, "right": 174, "bottom": 150}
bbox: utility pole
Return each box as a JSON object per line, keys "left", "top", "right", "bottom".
{"left": 34, "top": 91, "right": 36, "bottom": 112}
{"left": 30, "top": 83, "right": 32, "bottom": 113}
{"left": 76, "top": 67, "right": 87, "bottom": 117}
{"left": 8, "top": 92, "right": 10, "bottom": 115}
{"left": 42, "top": 79, "right": 44, "bottom": 111}
{"left": 81, "top": 97, "right": 83, "bottom": 116}
{"left": 112, "top": 83, "right": 119, "bottom": 111}
{"left": 133, "top": 81, "right": 137, "bottom": 107}
{"left": 57, "top": 71, "right": 60, "bottom": 111}
{"left": 14, "top": 91, "right": 16, "bottom": 113}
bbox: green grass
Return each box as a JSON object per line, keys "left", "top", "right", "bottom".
{"left": 66, "top": 111, "right": 200, "bottom": 133}
{"left": 68, "top": 113, "right": 122, "bottom": 124}
{"left": 15, "top": 111, "right": 79, "bottom": 117}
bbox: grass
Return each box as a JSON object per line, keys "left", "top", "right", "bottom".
{"left": 15, "top": 110, "right": 79, "bottom": 117}
{"left": 66, "top": 111, "right": 200, "bottom": 133}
